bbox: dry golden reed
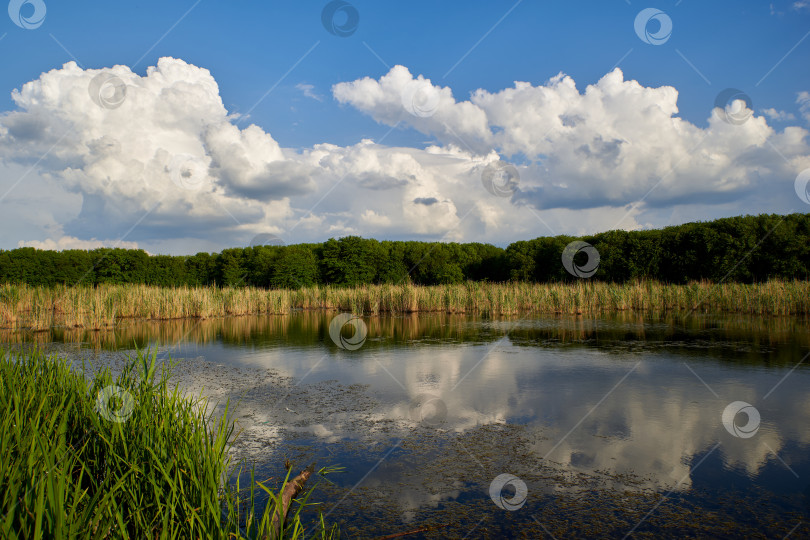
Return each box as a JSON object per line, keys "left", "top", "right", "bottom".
{"left": 1, "top": 280, "right": 808, "bottom": 331}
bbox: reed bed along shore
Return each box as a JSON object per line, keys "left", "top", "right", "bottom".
{"left": 1, "top": 280, "right": 809, "bottom": 331}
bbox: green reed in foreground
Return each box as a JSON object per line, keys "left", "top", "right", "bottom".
{"left": 0, "top": 347, "right": 339, "bottom": 539}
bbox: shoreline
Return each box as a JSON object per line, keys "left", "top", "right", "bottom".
{"left": 2, "top": 279, "right": 809, "bottom": 332}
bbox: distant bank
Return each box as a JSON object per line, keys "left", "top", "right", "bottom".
{"left": 2, "top": 213, "right": 809, "bottom": 288}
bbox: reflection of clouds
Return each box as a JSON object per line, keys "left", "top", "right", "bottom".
{"left": 286, "top": 423, "right": 342, "bottom": 443}
{"left": 305, "top": 347, "right": 808, "bottom": 493}
{"left": 359, "top": 473, "right": 463, "bottom": 521}
{"left": 527, "top": 388, "right": 785, "bottom": 490}
{"left": 218, "top": 341, "right": 810, "bottom": 497}
{"left": 546, "top": 387, "right": 713, "bottom": 489}
{"left": 476, "top": 354, "right": 807, "bottom": 491}
{"left": 143, "top": 326, "right": 810, "bottom": 519}
{"left": 56, "top": 327, "right": 809, "bottom": 531}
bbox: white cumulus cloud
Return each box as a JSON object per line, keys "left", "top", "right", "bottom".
{"left": 760, "top": 108, "right": 796, "bottom": 122}
{"left": 333, "top": 66, "right": 810, "bottom": 213}
{"left": 1, "top": 59, "right": 808, "bottom": 254}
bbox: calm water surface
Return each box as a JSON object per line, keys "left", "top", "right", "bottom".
{"left": 20, "top": 312, "right": 810, "bottom": 538}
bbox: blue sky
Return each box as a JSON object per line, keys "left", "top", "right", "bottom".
{"left": 4, "top": 1, "right": 806, "bottom": 145}
{"left": 1, "top": 1, "right": 809, "bottom": 254}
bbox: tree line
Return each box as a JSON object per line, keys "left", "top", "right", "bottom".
{"left": 1, "top": 213, "right": 808, "bottom": 288}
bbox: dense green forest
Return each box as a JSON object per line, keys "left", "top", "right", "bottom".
{"left": 1, "top": 213, "right": 808, "bottom": 288}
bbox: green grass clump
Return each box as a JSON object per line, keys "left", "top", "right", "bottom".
{"left": 0, "top": 347, "right": 340, "bottom": 539}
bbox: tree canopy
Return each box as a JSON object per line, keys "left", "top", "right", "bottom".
{"left": 1, "top": 213, "right": 808, "bottom": 288}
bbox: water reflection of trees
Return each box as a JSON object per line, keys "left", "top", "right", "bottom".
{"left": 1, "top": 312, "right": 807, "bottom": 367}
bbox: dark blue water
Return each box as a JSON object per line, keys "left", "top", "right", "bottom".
{"left": 32, "top": 312, "right": 810, "bottom": 537}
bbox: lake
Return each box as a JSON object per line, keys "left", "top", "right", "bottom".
{"left": 14, "top": 312, "right": 810, "bottom": 538}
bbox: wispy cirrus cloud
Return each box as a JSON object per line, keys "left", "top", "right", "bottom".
{"left": 295, "top": 82, "right": 323, "bottom": 102}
